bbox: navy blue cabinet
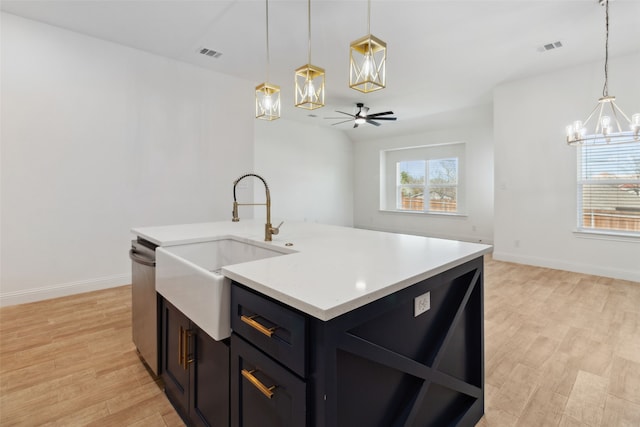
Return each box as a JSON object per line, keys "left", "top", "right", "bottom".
{"left": 230, "top": 256, "right": 485, "bottom": 427}
{"left": 230, "top": 284, "right": 307, "bottom": 426}
{"left": 231, "top": 335, "right": 306, "bottom": 427}
{"left": 161, "top": 298, "right": 229, "bottom": 427}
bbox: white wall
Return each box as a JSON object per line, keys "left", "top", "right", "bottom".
{"left": 493, "top": 51, "right": 640, "bottom": 282}
{"left": 253, "top": 118, "right": 354, "bottom": 227}
{"left": 1, "top": 13, "right": 255, "bottom": 305}
{"left": 353, "top": 104, "right": 494, "bottom": 243}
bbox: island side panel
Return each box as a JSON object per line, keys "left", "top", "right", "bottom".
{"left": 310, "top": 256, "right": 484, "bottom": 427}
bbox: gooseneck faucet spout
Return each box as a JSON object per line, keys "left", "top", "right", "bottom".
{"left": 232, "top": 173, "right": 282, "bottom": 241}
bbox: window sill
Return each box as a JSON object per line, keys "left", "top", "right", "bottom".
{"left": 573, "top": 229, "right": 640, "bottom": 242}
{"left": 379, "top": 209, "right": 468, "bottom": 218}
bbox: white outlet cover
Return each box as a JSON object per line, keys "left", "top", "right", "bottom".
{"left": 414, "top": 291, "right": 431, "bottom": 317}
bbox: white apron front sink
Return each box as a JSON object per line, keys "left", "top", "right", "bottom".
{"left": 156, "top": 238, "right": 290, "bottom": 340}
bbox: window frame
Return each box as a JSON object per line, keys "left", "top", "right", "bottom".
{"left": 380, "top": 142, "right": 466, "bottom": 216}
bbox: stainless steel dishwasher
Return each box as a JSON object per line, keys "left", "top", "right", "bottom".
{"left": 130, "top": 238, "right": 159, "bottom": 375}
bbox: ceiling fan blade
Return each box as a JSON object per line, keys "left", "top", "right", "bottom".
{"left": 367, "top": 111, "right": 394, "bottom": 118}
{"left": 370, "top": 117, "right": 397, "bottom": 121}
{"left": 331, "top": 119, "right": 354, "bottom": 126}
{"left": 366, "top": 120, "right": 381, "bottom": 127}
{"left": 335, "top": 111, "right": 356, "bottom": 117}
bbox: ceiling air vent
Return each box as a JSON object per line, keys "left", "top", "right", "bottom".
{"left": 198, "top": 47, "right": 222, "bottom": 58}
{"left": 538, "top": 41, "right": 563, "bottom": 52}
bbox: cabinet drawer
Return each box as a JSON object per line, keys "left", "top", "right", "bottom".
{"left": 231, "top": 284, "right": 307, "bottom": 377}
{"left": 231, "top": 334, "right": 306, "bottom": 427}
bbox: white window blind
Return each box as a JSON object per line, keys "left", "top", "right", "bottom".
{"left": 578, "top": 142, "right": 640, "bottom": 235}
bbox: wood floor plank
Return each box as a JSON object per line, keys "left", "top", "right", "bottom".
{"left": 0, "top": 285, "right": 183, "bottom": 427}
{"left": 516, "top": 385, "right": 567, "bottom": 427}
{"left": 609, "top": 356, "right": 640, "bottom": 405}
{"left": 0, "top": 257, "right": 638, "bottom": 426}
{"left": 563, "top": 370, "right": 608, "bottom": 426}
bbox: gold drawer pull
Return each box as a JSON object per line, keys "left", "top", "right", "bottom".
{"left": 240, "top": 315, "right": 277, "bottom": 337}
{"left": 241, "top": 369, "right": 276, "bottom": 399}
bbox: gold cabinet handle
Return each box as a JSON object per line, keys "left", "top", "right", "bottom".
{"left": 179, "top": 327, "right": 194, "bottom": 370}
{"left": 185, "top": 330, "right": 194, "bottom": 368}
{"left": 241, "top": 369, "right": 276, "bottom": 399}
{"left": 178, "top": 326, "right": 184, "bottom": 368}
{"left": 240, "top": 315, "right": 277, "bottom": 338}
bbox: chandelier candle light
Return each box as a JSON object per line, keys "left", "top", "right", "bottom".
{"left": 295, "top": 0, "right": 325, "bottom": 109}
{"left": 256, "top": 0, "right": 280, "bottom": 120}
{"left": 350, "top": 0, "right": 387, "bottom": 92}
{"left": 566, "top": 0, "right": 639, "bottom": 145}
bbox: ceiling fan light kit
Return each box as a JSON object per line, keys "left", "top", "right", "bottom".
{"left": 256, "top": 0, "right": 281, "bottom": 120}
{"left": 327, "top": 102, "right": 397, "bottom": 128}
{"left": 566, "top": 0, "right": 639, "bottom": 145}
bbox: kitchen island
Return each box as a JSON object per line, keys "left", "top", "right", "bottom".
{"left": 132, "top": 220, "right": 491, "bottom": 427}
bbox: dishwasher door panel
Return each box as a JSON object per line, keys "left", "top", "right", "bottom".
{"left": 131, "top": 246, "right": 159, "bottom": 375}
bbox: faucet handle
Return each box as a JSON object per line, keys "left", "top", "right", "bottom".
{"left": 271, "top": 221, "right": 284, "bottom": 236}
{"left": 232, "top": 201, "right": 239, "bottom": 222}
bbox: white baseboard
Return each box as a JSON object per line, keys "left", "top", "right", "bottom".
{"left": 492, "top": 251, "right": 640, "bottom": 283}
{"left": 0, "top": 273, "right": 132, "bottom": 307}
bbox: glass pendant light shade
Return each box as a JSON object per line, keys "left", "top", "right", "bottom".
{"left": 350, "top": 0, "right": 386, "bottom": 93}
{"left": 295, "top": 0, "right": 325, "bottom": 110}
{"left": 256, "top": 0, "right": 280, "bottom": 120}
{"left": 256, "top": 82, "right": 281, "bottom": 121}
{"left": 349, "top": 34, "right": 386, "bottom": 93}
{"left": 294, "top": 64, "right": 325, "bottom": 109}
{"left": 566, "top": 0, "right": 638, "bottom": 145}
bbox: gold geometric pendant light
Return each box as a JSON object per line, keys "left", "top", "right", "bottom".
{"left": 255, "top": 82, "right": 280, "bottom": 121}
{"left": 256, "top": 0, "right": 280, "bottom": 120}
{"left": 349, "top": 0, "right": 386, "bottom": 93}
{"left": 295, "top": 0, "right": 325, "bottom": 109}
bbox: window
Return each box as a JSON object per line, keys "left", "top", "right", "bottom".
{"left": 397, "top": 159, "right": 458, "bottom": 212}
{"left": 381, "top": 142, "right": 465, "bottom": 215}
{"left": 577, "top": 142, "right": 640, "bottom": 235}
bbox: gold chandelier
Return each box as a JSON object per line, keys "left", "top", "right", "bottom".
{"left": 295, "top": 0, "right": 325, "bottom": 109}
{"left": 566, "top": 0, "right": 639, "bottom": 145}
{"left": 255, "top": 0, "right": 280, "bottom": 120}
{"left": 349, "top": 0, "right": 386, "bottom": 93}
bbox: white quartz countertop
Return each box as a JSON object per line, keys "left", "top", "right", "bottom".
{"left": 132, "top": 220, "right": 492, "bottom": 321}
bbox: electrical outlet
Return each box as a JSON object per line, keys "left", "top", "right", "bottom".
{"left": 414, "top": 291, "right": 431, "bottom": 317}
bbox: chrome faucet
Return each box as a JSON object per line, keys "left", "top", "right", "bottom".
{"left": 232, "top": 173, "right": 283, "bottom": 241}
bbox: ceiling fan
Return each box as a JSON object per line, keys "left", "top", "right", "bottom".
{"left": 326, "top": 103, "right": 397, "bottom": 128}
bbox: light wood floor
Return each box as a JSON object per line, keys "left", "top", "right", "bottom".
{"left": 1, "top": 257, "right": 639, "bottom": 426}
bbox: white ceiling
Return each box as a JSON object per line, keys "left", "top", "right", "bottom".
{"left": 2, "top": 0, "right": 640, "bottom": 140}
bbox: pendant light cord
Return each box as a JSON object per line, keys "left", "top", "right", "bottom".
{"left": 265, "top": 0, "right": 270, "bottom": 82}
{"left": 603, "top": 0, "right": 609, "bottom": 97}
{"left": 307, "top": 0, "right": 311, "bottom": 64}
{"left": 368, "top": 0, "right": 371, "bottom": 35}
